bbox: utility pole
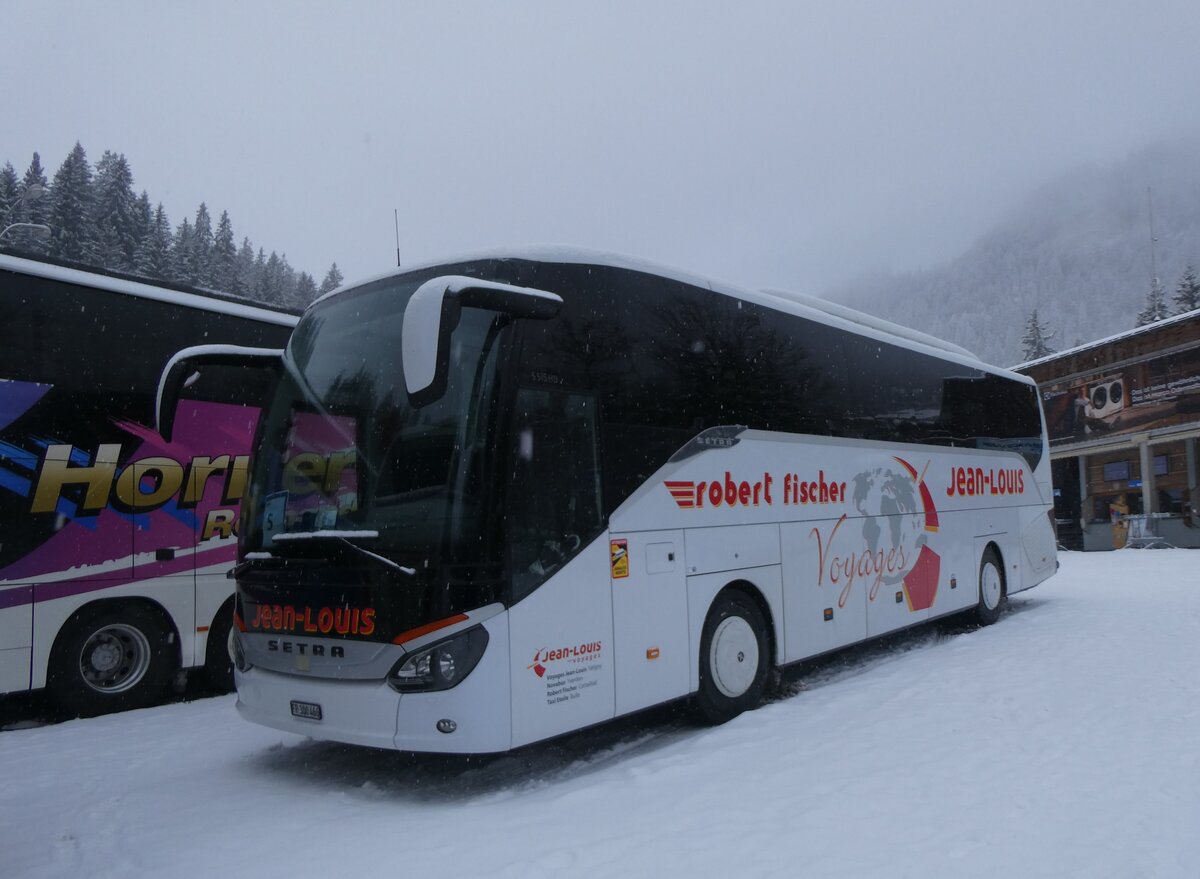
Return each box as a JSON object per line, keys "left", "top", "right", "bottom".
{"left": 1148, "top": 186, "right": 1160, "bottom": 294}
{"left": 394, "top": 209, "right": 401, "bottom": 268}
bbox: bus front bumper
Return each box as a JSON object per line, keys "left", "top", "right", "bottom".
{"left": 234, "top": 615, "right": 513, "bottom": 753}
{"left": 236, "top": 667, "right": 405, "bottom": 750}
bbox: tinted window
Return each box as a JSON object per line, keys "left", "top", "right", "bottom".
{"left": 516, "top": 266, "right": 846, "bottom": 513}
{"left": 518, "top": 263, "right": 1045, "bottom": 519}
{"left": 516, "top": 261, "right": 1043, "bottom": 524}
{"left": 1, "top": 270, "right": 289, "bottom": 406}
{"left": 508, "top": 387, "right": 604, "bottom": 601}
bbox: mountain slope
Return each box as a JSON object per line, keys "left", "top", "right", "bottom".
{"left": 827, "top": 141, "right": 1200, "bottom": 366}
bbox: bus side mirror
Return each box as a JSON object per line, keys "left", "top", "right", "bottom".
{"left": 402, "top": 275, "right": 562, "bottom": 406}
{"left": 157, "top": 344, "right": 284, "bottom": 442}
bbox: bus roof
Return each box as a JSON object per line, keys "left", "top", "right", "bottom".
{"left": 315, "top": 245, "right": 1029, "bottom": 384}
{"left": 758, "top": 287, "right": 979, "bottom": 361}
{"left": 0, "top": 253, "right": 299, "bottom": 328}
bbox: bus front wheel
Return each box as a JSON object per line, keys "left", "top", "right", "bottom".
{"left": 696, "top": 591, "right": 771, "bottom": 724}
{"left": 203, "top": 602, "right": 235, "bottom": 692}
{"left": 976, "top": 547, "right": 1006, "bottom": 626}
{"left": 48, "top": 604, "right": 175, "bottom": 718}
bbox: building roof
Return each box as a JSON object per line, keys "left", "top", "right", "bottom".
{"left": 1012, "top": 306, "right": 1200, "bottom": 372}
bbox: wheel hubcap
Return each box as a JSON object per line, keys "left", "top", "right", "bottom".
{"left": 981, "top": 562, "right": 1002, "bottom": 611}
{"left": 79, "top": 624, "right": 152, "bottom": 694}
{"left": 710, "top": 616, "right": 759, "bottom": 698}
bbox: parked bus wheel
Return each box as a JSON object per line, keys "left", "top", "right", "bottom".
{"left": 203, "top": 603, "right": 235, "bottom": 692}
{"left": 48, "top": 604, "right": 175, "bottom": 718}
{"left": 696, "top": 591, "right": 771, "bottom": 724}
{"left": 976, "top": 546, "right": 1006, "bottom": 626}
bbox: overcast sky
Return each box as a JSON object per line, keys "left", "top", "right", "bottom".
{"left": 4, "top": 1, "right": 1200, "bottom": 295}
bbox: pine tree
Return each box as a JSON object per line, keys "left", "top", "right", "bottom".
{"left": 134, "top": 203, "right": 172, "bottom": 280}
{"left": 278, "top": 253, "right": 298, "bottom": 305}
{"left": 318, "top": 262, "right": 344, "bottom": 295}
{"left": 211, "top": 210, "right": 238, "bottom": 292}
{"left": 14, "top": 152, "right": 51, "bottom": 255}
{"left": 251, "top": 247, "right": 268, "bottom": 301}
{"left": 261, "top": 251, "right": 285, "bottom": 304}
{"left": 295, "top": 271, "right": 318, "bottom": 305}
{"left": 234, "top": 237, "right": 256, "bottom": 297}
{"left": 170, "top": 217, "right": 195, "bottom": 284}
{"left": 1173, "top": 265, "right": 1200, "bottom": 315}
{"left": 1021, "top": 308, "right": 1056, "bottom": 360}
{"left": 0, "top": 163, "right": 20, "bottom": 226}
{"left": 132, "top": 191, "right": 152, "bottom": 260}
{"left": 1136, "top": 279, "right": 1170, "bottom": 327}
{"left": 190, "top": 203, "right": 214, "bottom": 286}
{"left": 47, "top": 144, "right": 94, "bottom": 263}
{"left": 91, "top": 151, "right": 139, "bottom": 272}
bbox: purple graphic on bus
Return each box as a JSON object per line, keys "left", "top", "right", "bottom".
{"left": 0, "top": 379, "right": 52, "bottom": 433}
{"left": 0, "top": 396, "right": 260, "bottom": 607}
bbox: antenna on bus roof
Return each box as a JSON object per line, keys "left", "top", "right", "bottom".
{"left": 394, "top": 209, "right": 401, "bottom": 268}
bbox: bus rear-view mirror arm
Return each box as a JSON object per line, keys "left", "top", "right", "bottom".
{"left": 156, "top": 344, "right": 284, "bottom": 442}
{"left": 403, "top": 275, "right": 562, "bottom": 406}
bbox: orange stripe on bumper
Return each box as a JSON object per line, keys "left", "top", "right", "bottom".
{"left": 392, "top": 613, "right": 469, "bottom": 646}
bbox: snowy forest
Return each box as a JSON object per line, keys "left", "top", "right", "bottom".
{"left": 829, "top": 140, "right": 1200, "bottom": 366}
{"left": 0, "top": 143, "right": 341, "bottom": 309}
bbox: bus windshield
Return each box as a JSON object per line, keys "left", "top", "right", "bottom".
{"left": 243, "top": 276, "right": 506, "bottom": 573}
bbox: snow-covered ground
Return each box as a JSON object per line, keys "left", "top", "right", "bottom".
{"left": 2, "top": 550, "right": 1197, "bottom": 879}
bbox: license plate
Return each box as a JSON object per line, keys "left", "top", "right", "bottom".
{"left": 290, "top": 700, "right": 322, "bottom": 721}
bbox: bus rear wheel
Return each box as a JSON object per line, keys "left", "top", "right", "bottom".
{"left": 48, "top": 604, "right": 175, "bottom": 718}
{"left": 696, "top": 591, "right": 771, "bottom": 724}
{"left": 976, "top": 547, "right": 1006, "bottom": 626}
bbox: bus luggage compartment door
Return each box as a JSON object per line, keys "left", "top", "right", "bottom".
{"left": 781, "top": 520, "right": 867, "bottom": 662}
{"left": 0, "top": 587, "right": 33, "bottom": 693}
{"left": 610, "top": 530, "right": 690, "bottom": 716}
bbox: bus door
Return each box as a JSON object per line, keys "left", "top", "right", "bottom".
{"left": 133, "top": 367, "right": 262, "bottom": 664}
{"left": 507, "top": 386, "right": 616, "bottom": 742}
{"left": 158, "top": 370, "right": 265, "bottom": 665}
{"left": 127, "top": 434, "right": 200, "bottom": 659}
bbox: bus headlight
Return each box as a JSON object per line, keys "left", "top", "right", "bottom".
{"left": 387, "top": 626, "right": 488, "bottom": 693}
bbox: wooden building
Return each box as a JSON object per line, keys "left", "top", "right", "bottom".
{"left": 1015, "top": 309, "right": 1200, "bottom": 550}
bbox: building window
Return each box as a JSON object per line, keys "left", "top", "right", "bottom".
{"left": 1102, "top": 460, "right": 1131, "bottom": 482}
{"left": 1159, "top": 489, "right": 1184, "bottom": 514}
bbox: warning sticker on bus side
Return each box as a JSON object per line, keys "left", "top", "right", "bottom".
{"left": 610, "top": 539, "right": 629, "bottom": 579}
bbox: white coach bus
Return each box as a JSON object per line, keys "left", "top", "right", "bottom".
{"left": 159, "top": 249, "right": 1057, "bottom": 752}
{"left": 0, "top": 254, "right": 296, "bottom": 716}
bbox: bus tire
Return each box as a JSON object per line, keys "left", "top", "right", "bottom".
{"left": 48, "top": 604, "right": 175, "bottom": 718}
{"left": 696, "top": 591, "right": 771, "bottom": 724}
{"left": 203, "top": 602, "right": 235, "bottom": 693}
{"left": 976, "top": 546, "right": 1006, "bottom": 626}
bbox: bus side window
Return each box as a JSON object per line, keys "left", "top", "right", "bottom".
{"left": 509, "top": 387, "right": 603, "bottom": 601}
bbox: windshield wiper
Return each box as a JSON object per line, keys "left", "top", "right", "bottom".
{"left": 234, "top": 531, "right": 417, "bottom": 577}
{"left": 273, "top": 529, "right": 382, "bottom": 542}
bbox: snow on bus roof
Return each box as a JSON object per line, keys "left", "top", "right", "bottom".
{"left": 314, "top": 245, "right": 1028, "bottom": 382}
{"left": 0, "top": 253, "right": 298, "bottom": 327}
{"left": 759, "top": 286, "right": 979, "bottom": 361}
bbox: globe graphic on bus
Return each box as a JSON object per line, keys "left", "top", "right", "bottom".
{"left": 850, "top": 465, "right": 928, "bottom": 595}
